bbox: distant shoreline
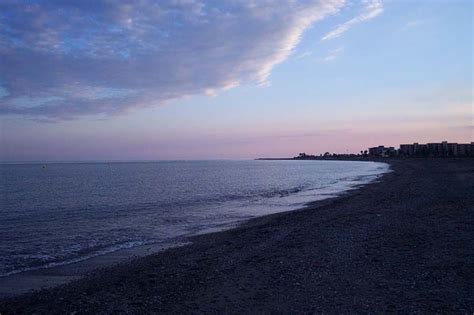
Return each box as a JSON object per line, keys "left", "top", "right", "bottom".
{"left": 1, "top": 159, "right": 473, "bottom": 313}
{"left": 256, "top": 156, "right": 474, "bottom": 161}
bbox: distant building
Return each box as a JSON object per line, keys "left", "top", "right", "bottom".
{"left": 457, "top": 143, "right": 472, "bottom": 156}
{"left": 398, "top": 141, "right": 473, "bottom": 157}
{"left": 368, "top": 145, "right": 396, "bottom": 157}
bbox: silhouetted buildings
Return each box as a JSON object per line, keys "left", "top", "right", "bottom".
{"left": 368, "top": 146, "right": 396, "bottom": 157}
{"left": 289, "top": 140, "right": 473, "bottom": 161}
{"left": 398, "top": 141, "right": 473, "bottom": 157}
{"left": 368, "top": 141, "right": 473, "bottom": 157}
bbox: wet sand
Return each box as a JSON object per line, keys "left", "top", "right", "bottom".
{"left": 0, "top": 240, "right": 191, "bottom": 298}
{"left": 1, "top": 158, "right": 473, "bottom": 313}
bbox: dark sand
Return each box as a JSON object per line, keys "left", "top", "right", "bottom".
{"left": 1, "top": 158, "right": 473, "bottom": 313}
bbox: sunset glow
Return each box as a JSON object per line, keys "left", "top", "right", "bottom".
{"left": 1, "top": 0, "right": 472, "bottom": 160}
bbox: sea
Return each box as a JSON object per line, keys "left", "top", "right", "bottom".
{"left": 0, "top": 160, "right": 389, "bottom": 277}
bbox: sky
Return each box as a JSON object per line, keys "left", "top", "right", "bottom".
{"left": 0, "top": 0, "right": 472, "bottom": 161}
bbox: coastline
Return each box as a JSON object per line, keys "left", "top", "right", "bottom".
{"left": 1, "top": 158, "right": 473, "bottom": 313}
{"left": 0, "top": 160, "right": 388, "bottom": 298}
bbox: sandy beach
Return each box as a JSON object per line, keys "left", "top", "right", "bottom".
{"left": 1, "top": 158, "right": 473, "bottom": 313}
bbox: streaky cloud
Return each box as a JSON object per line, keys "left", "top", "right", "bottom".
{"left": 321, "top": 47, "right": 344, "bottom": 62}
{"left": 321, "top": 0, "right": 383, "bottom": 41}
{"left": 0, "top": 0, "right": 352, "bottom": 120}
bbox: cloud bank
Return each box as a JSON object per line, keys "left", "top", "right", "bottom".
{"left": 0, "top": 0, "right": 376, "bottom": 120}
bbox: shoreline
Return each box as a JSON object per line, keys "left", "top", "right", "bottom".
{"left": 0, "top": 160, "right": 389, "bottom": 298}
{"left": 1, "top": 158, "right": 473, "bottom": 313}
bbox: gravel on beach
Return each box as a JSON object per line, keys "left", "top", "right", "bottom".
{"left": 1, "top": 158, "right": 473, "bottom": 313}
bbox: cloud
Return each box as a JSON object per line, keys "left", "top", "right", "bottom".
{"left": 321, "top": 0, "right": 383, "bottom": 41}
{"left": 400, "top": 19, "right": 424, "bottom": 31}
{"left": 0, "top": 85, "right": 10, "bottom": 99}
{"left": 295, "top": 51, "right": 314, "bottom": 60}
{"left": 0, "top": 0, "right": 354, "bottom": 120}
{"left": 321, "top": 47, "right": 344, "bottom": 62}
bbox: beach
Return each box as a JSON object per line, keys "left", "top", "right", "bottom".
{"left": 1, "top": 158, "right": 473, "bottom": 313}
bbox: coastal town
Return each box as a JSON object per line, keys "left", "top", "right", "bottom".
{"left": 292, "top": 140, "right": 474, "bottom": 160}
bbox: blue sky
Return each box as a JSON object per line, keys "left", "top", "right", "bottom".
{"left": 0, "top": 0, "right": 472, "bottom": 160}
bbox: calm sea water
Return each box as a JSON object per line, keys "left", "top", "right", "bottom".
{"left": 0, "top": 160, "right": 389, "bottom": 276}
